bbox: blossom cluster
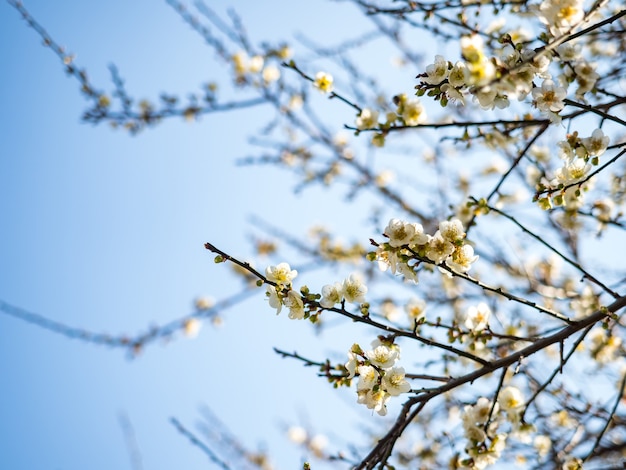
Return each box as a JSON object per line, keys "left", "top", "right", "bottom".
{"left": 414, "top": 0, "right": 598, "bottom": 116}
{"left": 265, "top": 262, "right": 307, "bottom": 319}
{"left": 265, "top": 262, "right": 369, "bottom": 319}
{"left": 319, "top": 273, "right": 367, "bottom": 308}
{"left": 464, "top": 302, "right": 492, "bottom": 333}
{"left": 532, "top": 129, "right": 609, "bottom": 210}
{"left": 230, "top": 46, "right": 291, "bottom": 86}
{"left": 353, "top": 93, "right": 427, "bottom": 146}
{"left": 345, "top": 339, "right": 411, "bottom": 416}
{"left": 372, "top": 217, "right": 478, "bottom": 282}
{"left": 588, "top": 327, "right": 622, "bottom": 365}
{"left": 460, "top": 386, "right": 537, "bottom": 469}
{"left": 537, "top": 0, "right": 585, "bottom": 36}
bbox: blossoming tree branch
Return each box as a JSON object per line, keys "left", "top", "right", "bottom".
{"left": 5, "top": 0, "right": 626, "bottom": 468}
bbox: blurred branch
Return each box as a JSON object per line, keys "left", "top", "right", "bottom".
{"left": 170, "top": 417, "right": 231, "bottom": 470}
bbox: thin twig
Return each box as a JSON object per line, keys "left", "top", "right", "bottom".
{"left": 170, "top": 417, "right": 231, "bottom": 470}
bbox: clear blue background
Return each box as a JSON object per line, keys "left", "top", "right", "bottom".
{"left": 0, "top": 1, "right": 394, "bottom": 468}
{"left": 4, "top": 2, "right": 624, "bottom": 469}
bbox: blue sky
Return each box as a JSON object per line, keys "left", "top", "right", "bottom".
{"left": 0, "top": 1, "right": 395, "bottom": 469}
{"left": 3, "top": 2, "right": 625, "bottom": 469}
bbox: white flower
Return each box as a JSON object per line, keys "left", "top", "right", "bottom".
{"left": 356, "top": 365, "right": 379, "bottom": 389}
{"left": 539, "top": 0, "right": 584, "bottom": 35}
{"left": 345, "top": 351, "right": 359, "bottom": 378}
{"left": 448, "top": 61, "right": 470, "bottom": 87}
{"left": 397, "top": 262, "right": 419, "bottom": 283}
{"left": 582, "top": 129, "right": 609, "bottom": 157}
{"left": 231, "top": 51, "right": 248, "bottom": 76}
{"left": 461, "top": 35, "right": 485, "bottom": 64}
{"left": 441, "top": 83, "right": 465, "bottom": 105}
{"left": 309, "top": 434, "right": 328, "bottom": 455}
{"left": 375, "top": 169, "right": 395, "bottom": 187}
{"left": 423, "top": 55, "right": 449, "bottom": 85}
{"left": 313, "top": 71, "right": 334, "bottom": 93}
{"left": 262, "top": 65, "right": 280, "bottom": 83}
{"left": 380, "top": 299, "right": 401, "bottom": 322}
{"left": 468, "top": 59, "right": 496, "bottom": 87}
{"left": 401, "top": 98, "right": 427, "bottom": 126}
{"left": 357, "top": 388, "right": 389, "bottom": 416}
{"left": 183, "top": 318, "right": 201, "bottom": 338}
{"left": 558, "top": 140, "right": 575, "bottom": 160}
{"left": 446, "top": 244, "right": 479, "bottom": 273}
{"left": 439, "top": 218, "right": 465, "bottom": 242}
{"left": 410, "top": 223, "right": 430, "bottom": 245}
{"left": 555, "top": 157, "right": 590, "bottom": 184}
{"left": 532, "top": 79, "right": 566, "bottom": 113}
{"left": 425, "top": 231, "right": 455, "bottom": 264}
{"left": 467, "top": 397, "right": 498, "bottom": 425}
{"left": 265, "top": 262, "right": 298, "bottom": 286}
{"left": 287, "top": 426, "right": 308, "bottom": 444}
{"left": 534, "top": 435, "right": 552, "bottom": 458}
{"left": 463, "top": 423, "right": 487, "bottom": 442}
{"left": 472, "top": 86, "right": 499, "bottom": 110}
{"left": 194, "top": 297, "right": 214, "bottom": 310}
{"left": 320, "top": 282, "right": 343, "bottom": 308}
{"left": 465, "top": 302, "right": 491, "bottom": 332}
{"left": 384, "top": 218, "right": 415, "bottom": 247}
{"left": 557, "top": 42, "right": 581, "bottom": 61}
{"left": 266, "top": 285, "right": 283, "bottom": 314}
{"left": 574, "top": 61, "right": 599, "bottom": 100}
{"left": 342, "top": 273, "right": 367, "bottom": 304}
{"left": 355, "top": 108, "right": 379, "bottom": 130}
{"left": 288, "top": 94, "right": 304, "bottom": 110}
{"left": 382, "top": 367, "right": 411, "bottom": 396}
{"left": 284, "top": 290, "right": 305, "bottom": 320}
{"left": 375, "top": 245, "right": 400, "bottom": 274}
{"left": 498, "top": 386, "right": 524, "bottom": 411}
{"left": 365, "top": 344, "right": 398, "bottom": 369}
{"left": 248, "top": 55, "right": 264, "bottom": 73}
{"left": 405, "top": 297, "right": 427, "bottom": 323}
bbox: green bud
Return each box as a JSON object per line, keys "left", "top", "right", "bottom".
{"left": 214, "top": 255, "right": 224, "bottom": 263}
{"left": 538, "top": 197, "right": 552, "bottom": 211}
{"left": 351, "top": 343, "right": 363, "bottom": 355}
{"left": 553, "top": 194, "right": 564, "bottom": 206}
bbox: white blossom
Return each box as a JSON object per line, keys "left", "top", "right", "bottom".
{"left": 356, "top": 365, "right": 379, "bottom": 389}
{"left": 423, "top": 55, "right": 449, "bottom": 85}
{"left": 532, "top": 79, "right": 566, "bottom": 113}
{"left": 345, "top": 351, "right": 359, "bottom": 379}
{"left": 448, "top": 61, "right": 470, "bottom": 87}
{"left": 498, "top": 386, "right": 524, "bottom": 411}
{"left": 382, "top": 367, "right": 411, "bottom": 396}
{"left": 266, "top": 285, "right": 283, "bottom": 314}
{"left": 439, "top": 218, "right": 465, "bottom": 242}
{"left": 320, "top": 282, "right": 343, "bottom": 308}
{"left": 425, "top": 231, "right": 455, "bottom": 264}
{"left": 313, "top": 71, "right": 334, "bottom": 93}
{"left": 405, "top": 297, "right": 427, "bottom": 323}
{"left": 384, "top": 218, "right": 415, "bottom": 247}
{"left": 365, "top": 344, "right": 399, "bottom": 369}
{"left": 265, "top": 262, "right": 298, "bottom": 286}
{"left": 582, "top": 129, "right": 609, "bottom": 157}
{"left": 401, "top": 98, "right": 427, "bottom": 126}
{"left": 355, "top": 108, "right": 379, "bottom": 130}
{"left": 446, "top": 244, "right": 479, "bottom": 273}
{"left": 465, "top": 302, "right": 491, "bottom": 332}
{"left": 284, "top": 290, "right": 305, "bottom": 320}
{"left": 342, "top": 273, "right": 367, "bottom": 304}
